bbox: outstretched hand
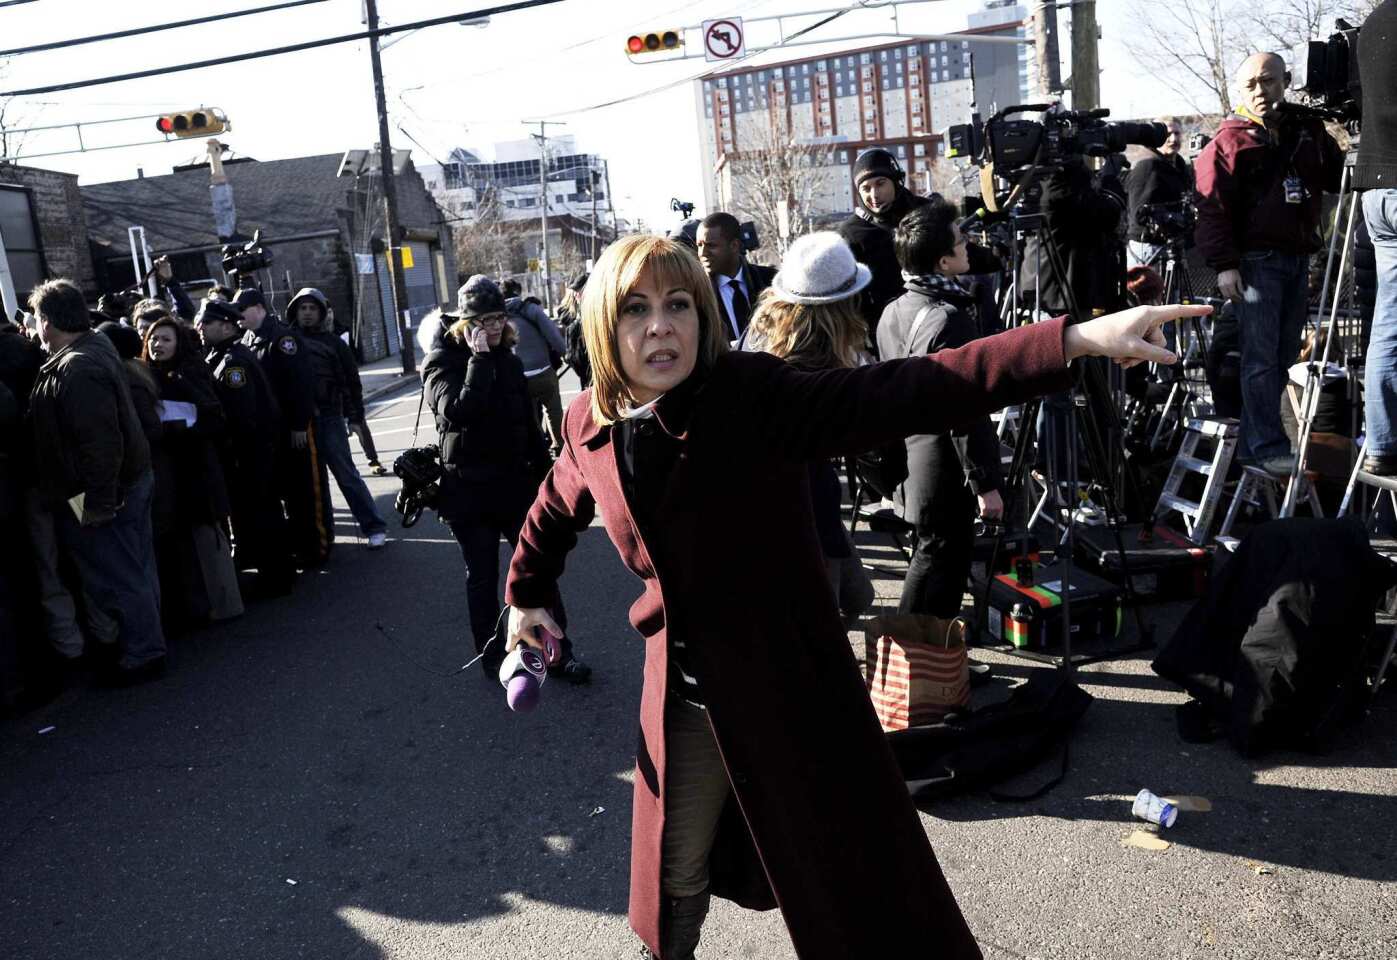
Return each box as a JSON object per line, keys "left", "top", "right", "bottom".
{"left": 1063, "top": 303, "right": 1212, "bottom": 370}
{"left": 506, "top": 606, "right": 563, "bottom": 664}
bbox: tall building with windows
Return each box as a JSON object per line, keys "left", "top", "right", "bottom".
{"left": 419, "top": 137, "right": 610, "bottom": 231}
{"left": 694, "top": 4, "right": 1029, "bottom": 220}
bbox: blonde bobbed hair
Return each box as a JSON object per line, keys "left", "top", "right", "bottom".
{"left": 745, "top": 290, "right": 868, "bottom": 371}
{"left": 582, "top": 234, "right": 729, "bottom": 425}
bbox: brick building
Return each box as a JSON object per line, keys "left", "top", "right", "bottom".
{"left": 0, "top": 164, "right": 95, "bottom": 319}
{"left": 81, "top": 153, "right": 456, "bottom": 363}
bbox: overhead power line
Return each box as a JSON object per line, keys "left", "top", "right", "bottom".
{"left": 0, "top": 0, "right": 565, "bottom": 98}
{"left": 0, "top": 0, "right": 332, "bottom": 58}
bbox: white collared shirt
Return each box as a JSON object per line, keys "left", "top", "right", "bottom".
{"left": 717, "top": 270, "right": 748, "bottom": 338}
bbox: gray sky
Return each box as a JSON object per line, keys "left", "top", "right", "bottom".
{"left": 1, "top": 0, "right": 1227, "bottom": 232}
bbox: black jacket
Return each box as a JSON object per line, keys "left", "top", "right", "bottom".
{"left": 0, "top": 322, "right": 42, "bottom": 478}
{"left": 207, "top": 340, "right": 282, "bottom": 480}
{"left": 1125, "top": 150, "right": 1194, "bottom": 243}
{"left": 839, "top": 188, "right": 1002, "bottom": 344}
{"left": 421, "top": 337, "right": 549, "bottom": 523}
{"left": 1356, "top": 0, "right": 1397, "bottom": 189}
{"left": 1153, "top": 518, "right": 1397, "bottom": 754}
{"left": 241, "top": 318, "right": 316, "bottom": 431}
{"left": 148, "top": 350, "right": 231, "bottom": 528}
{"left": 28, "top": 330, "right": 152, "bottom": 518}
{"left": 1019, "top": 161, "right": 1127, "bottom": 317}
{"left": 875, "top": 279, "right": 1002, "bottom": 526}
{"left": 709, "top": 260, "right": 776, "bottom": 339}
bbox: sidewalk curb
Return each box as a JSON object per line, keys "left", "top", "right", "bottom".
{"left": 362, "top": 372, "right": 420, "bottom": 405}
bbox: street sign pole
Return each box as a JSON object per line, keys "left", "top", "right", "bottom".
{"left": 365, "top": 0, "right": 416, "bottom": 375}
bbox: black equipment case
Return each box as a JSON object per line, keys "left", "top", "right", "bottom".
{"left": 975, "top": 560, "right": 1123, "bottom": 656}
{"left": 1072, "top": 523, "right": 1212, "bottom": 601}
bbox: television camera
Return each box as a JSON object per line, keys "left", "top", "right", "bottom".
{"left": 220, "top": 229, "right": 273, "bottom": 284}
{"left": 947, "top": 104, "right": 1166, "bottom": 182}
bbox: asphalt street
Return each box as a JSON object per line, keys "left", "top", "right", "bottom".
{"left": 2, "top": 371, "right": 1395, "bottom": 960}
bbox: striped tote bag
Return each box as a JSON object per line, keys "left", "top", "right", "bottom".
{"left": 865, "top": 614, "right": 970, "bottom": 732}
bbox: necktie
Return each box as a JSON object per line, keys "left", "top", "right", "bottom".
{"left": 727, "top": 277, "right": 750, "bottom": 337}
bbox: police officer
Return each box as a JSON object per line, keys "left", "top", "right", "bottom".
{"left": 232, "top": 287, "right": 332, "bottom": 568}
{"left": 196, "top": 299, "right": 295, "bottom": 596}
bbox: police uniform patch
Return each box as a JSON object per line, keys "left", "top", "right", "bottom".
{"left": 225, "top": 366, "right": 248, "bottom": 388}
{"left": 278, "top": 335, "right": 298, "bottom": 355}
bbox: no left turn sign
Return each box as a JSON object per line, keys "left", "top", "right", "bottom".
{"left": 702, "top": 17, "right": 745, "bottom": 62}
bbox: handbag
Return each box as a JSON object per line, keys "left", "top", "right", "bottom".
{"left": 865, "top": 613, "right": 970, "bottom": 732}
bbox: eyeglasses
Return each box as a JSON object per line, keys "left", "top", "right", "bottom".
{"left": 473, "top": 315, "right": 505, "bottom": 328}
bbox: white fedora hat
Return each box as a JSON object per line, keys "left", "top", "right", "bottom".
{"left": 770, "top": 231, "right": 872, "bottom": 305}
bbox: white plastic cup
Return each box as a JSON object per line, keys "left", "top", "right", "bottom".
{"left": 1133, "top": 788, "right": 1179, "bottom": 828}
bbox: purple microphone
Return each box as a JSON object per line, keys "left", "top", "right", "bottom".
{"left": 498, "top": 643, "right": 553, "bottom": 712}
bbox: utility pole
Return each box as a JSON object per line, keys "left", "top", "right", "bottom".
{"left": 590, "top": 163, "right": 600, "bottom": 263}
{"left": 1030, "top": 0, "right": 1061, "bottom": 98}
{"left": 1070, "top": 0, "right": 1100, "bottom": 111}
{"left": 525, "top": 119, "right": 565, "bottom": 311}
{"left": 364, "top": 0, "right": 415, "bottom": 375}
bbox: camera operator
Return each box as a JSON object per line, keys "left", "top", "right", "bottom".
{"left": 1019, "top": 155, "right": 1128, "bottom": 319}
{"left": 695, "top": 212, "right": 774, "bottom": 340}
{"left": 1194, "top": 51, "right": 1344, "bottom": 476}
{"left": 1358, "top": 0, "right": 1397, "bottom": 475}
{"left": 1127, "top": 118, "right": 1194, "bottom": 268}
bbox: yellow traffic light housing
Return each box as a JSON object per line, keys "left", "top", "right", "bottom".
{"left": 625, "top": 29, "right": 683, "bottom": 60}
{"left": 155, "top": 107, "right": 228, "bottom": 139}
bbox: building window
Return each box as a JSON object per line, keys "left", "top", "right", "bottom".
{"left": 941, "top": 55, "right": 948, "bottom": 66}
{"left": 817, "top": 60, "right": 826, "bottom": 70}
{"left": 914, "top": 143, "right": 926, "bottom": 156}
{"left": 907, "top": 44, "right": 918, "bottom": 55}
{"left": 860, "top": 53, "right": 870, "bottom": 64}
{"left": 838, "top": 151, "right": 848, "bottom": 162}
{"left": 880, "top": 50, "right": 887, "bottom": 61}
{"left": 836, "top": 84, "right": 843, "bottom": 96}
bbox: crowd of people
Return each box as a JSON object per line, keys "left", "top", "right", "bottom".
{"left": 0, "top": 270, "right": 391, "bottom": 698}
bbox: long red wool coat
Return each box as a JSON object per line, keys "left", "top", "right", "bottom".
{"left": 506, "top": 318, "right": 1072, "bottom": 958}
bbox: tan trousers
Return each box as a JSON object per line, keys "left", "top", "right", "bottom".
{"left": 661, "top": 696, "right": 732, "bottom": 898}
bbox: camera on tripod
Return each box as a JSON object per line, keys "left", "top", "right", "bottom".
{"left": 1301, "top": 18, "right": 1362, "bottom": 120}
{"left": 1135, "top": 200, "right": 1197, "bottom": 246}
{"left": 947, "top": 104, "right": 1166, "bottom": 180}
{"left": 392, "top": 444, "right": 442, "bottom": 527}
{"left": 220, "top": 229, "right": 273, "bottom": 281}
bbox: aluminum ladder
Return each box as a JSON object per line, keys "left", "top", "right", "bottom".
{"left": 1152, "top": 417, "right": 1239, "bottom": 545}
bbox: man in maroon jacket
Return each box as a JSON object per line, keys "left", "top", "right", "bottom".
{"left": 1194, "top": 52, "right": 1344, "bottom": 476}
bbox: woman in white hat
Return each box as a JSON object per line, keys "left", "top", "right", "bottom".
{"left": 744, "top": 231, "right": 877, "bottom": 623}
{"left": 502, "top": 233, "right": 1205, "bottom": 960}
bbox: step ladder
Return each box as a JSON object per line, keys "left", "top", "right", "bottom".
{"left": 1215, "top": 464, "right": 1324, "bottom": 549}
{"left": 1338, "top": 437, "right": 1397, "bottom": 521}
{"left": 1152, "top": 417, "right": 1239, "bottom": 545}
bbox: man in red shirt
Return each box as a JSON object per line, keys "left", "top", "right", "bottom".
{"left": 1194, "top": 52, "right": 1344, "bottom": 476}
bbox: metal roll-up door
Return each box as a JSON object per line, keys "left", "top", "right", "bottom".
{"left": 375, "top": 242, "right": 439, "bottom": 355}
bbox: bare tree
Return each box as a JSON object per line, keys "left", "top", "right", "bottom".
{"left": 452, "top": 184, "right": 515, "bottom": 280}
{"left": 727, "top": 118, "right": 834, "bottom": 264}
{"left": 1124, "top": 0, "right": 1379, "bottom": 115}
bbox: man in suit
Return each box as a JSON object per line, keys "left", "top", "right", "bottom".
{"left": 696, "top": 212, "right": 775, "bottom": 340}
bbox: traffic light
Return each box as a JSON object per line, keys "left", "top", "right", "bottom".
{"left": 625, "top": 29, "right": 683, "bottom": 60}
{"left": 155, "top": 108, "right": 228, "bottom": 139}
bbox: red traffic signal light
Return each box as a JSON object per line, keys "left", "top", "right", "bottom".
{"left": 155, "top": 108, "right": 228, "bottom": 139}
{"left": 624, "top": 29, "right": 682, "bottom": 58}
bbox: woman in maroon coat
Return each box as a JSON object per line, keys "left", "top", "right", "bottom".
{"left": 503, "top": 234, "right": 1204, "bottom": 959}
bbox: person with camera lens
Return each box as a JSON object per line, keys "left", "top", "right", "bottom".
{"left": 879, "top": 200, "right": 1004, "bottom": 619}
{"left": 197, "top": 298, "right": 296, "bottom": 597}
{"left": 1195, "top": 51, "right": 1345, "bottom": 477}
{"left": 233, "top": 287, "right": 333, "bottom": 567}
{"left": 421, "top": 278, "right": 590, "bottom": 683}
{"left": 695, "top": 212, "right": 774, "bottom": 341}
{"left": 288, "top": 288, "right": 388, "bottom": 549}
{"left": 1357, "top": 0, "right": 1397, "bottom": 475}
{"left": 1126, "top": 117, "right": 1194, "bottom": 269}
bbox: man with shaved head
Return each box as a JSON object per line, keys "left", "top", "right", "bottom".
{"left": 1194, "top": 51, "right": 1343, "bottom": 476}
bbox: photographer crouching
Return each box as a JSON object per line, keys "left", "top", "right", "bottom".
{"left": 420, "top": 278, "right": 591, "bottom": 683}
{"left": 1195, "top": 52, "right": 1344, "bottom": 477}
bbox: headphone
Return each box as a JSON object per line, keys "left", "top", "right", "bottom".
{"left": 856, "top": 147, "right": 905, "bottom": 184}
